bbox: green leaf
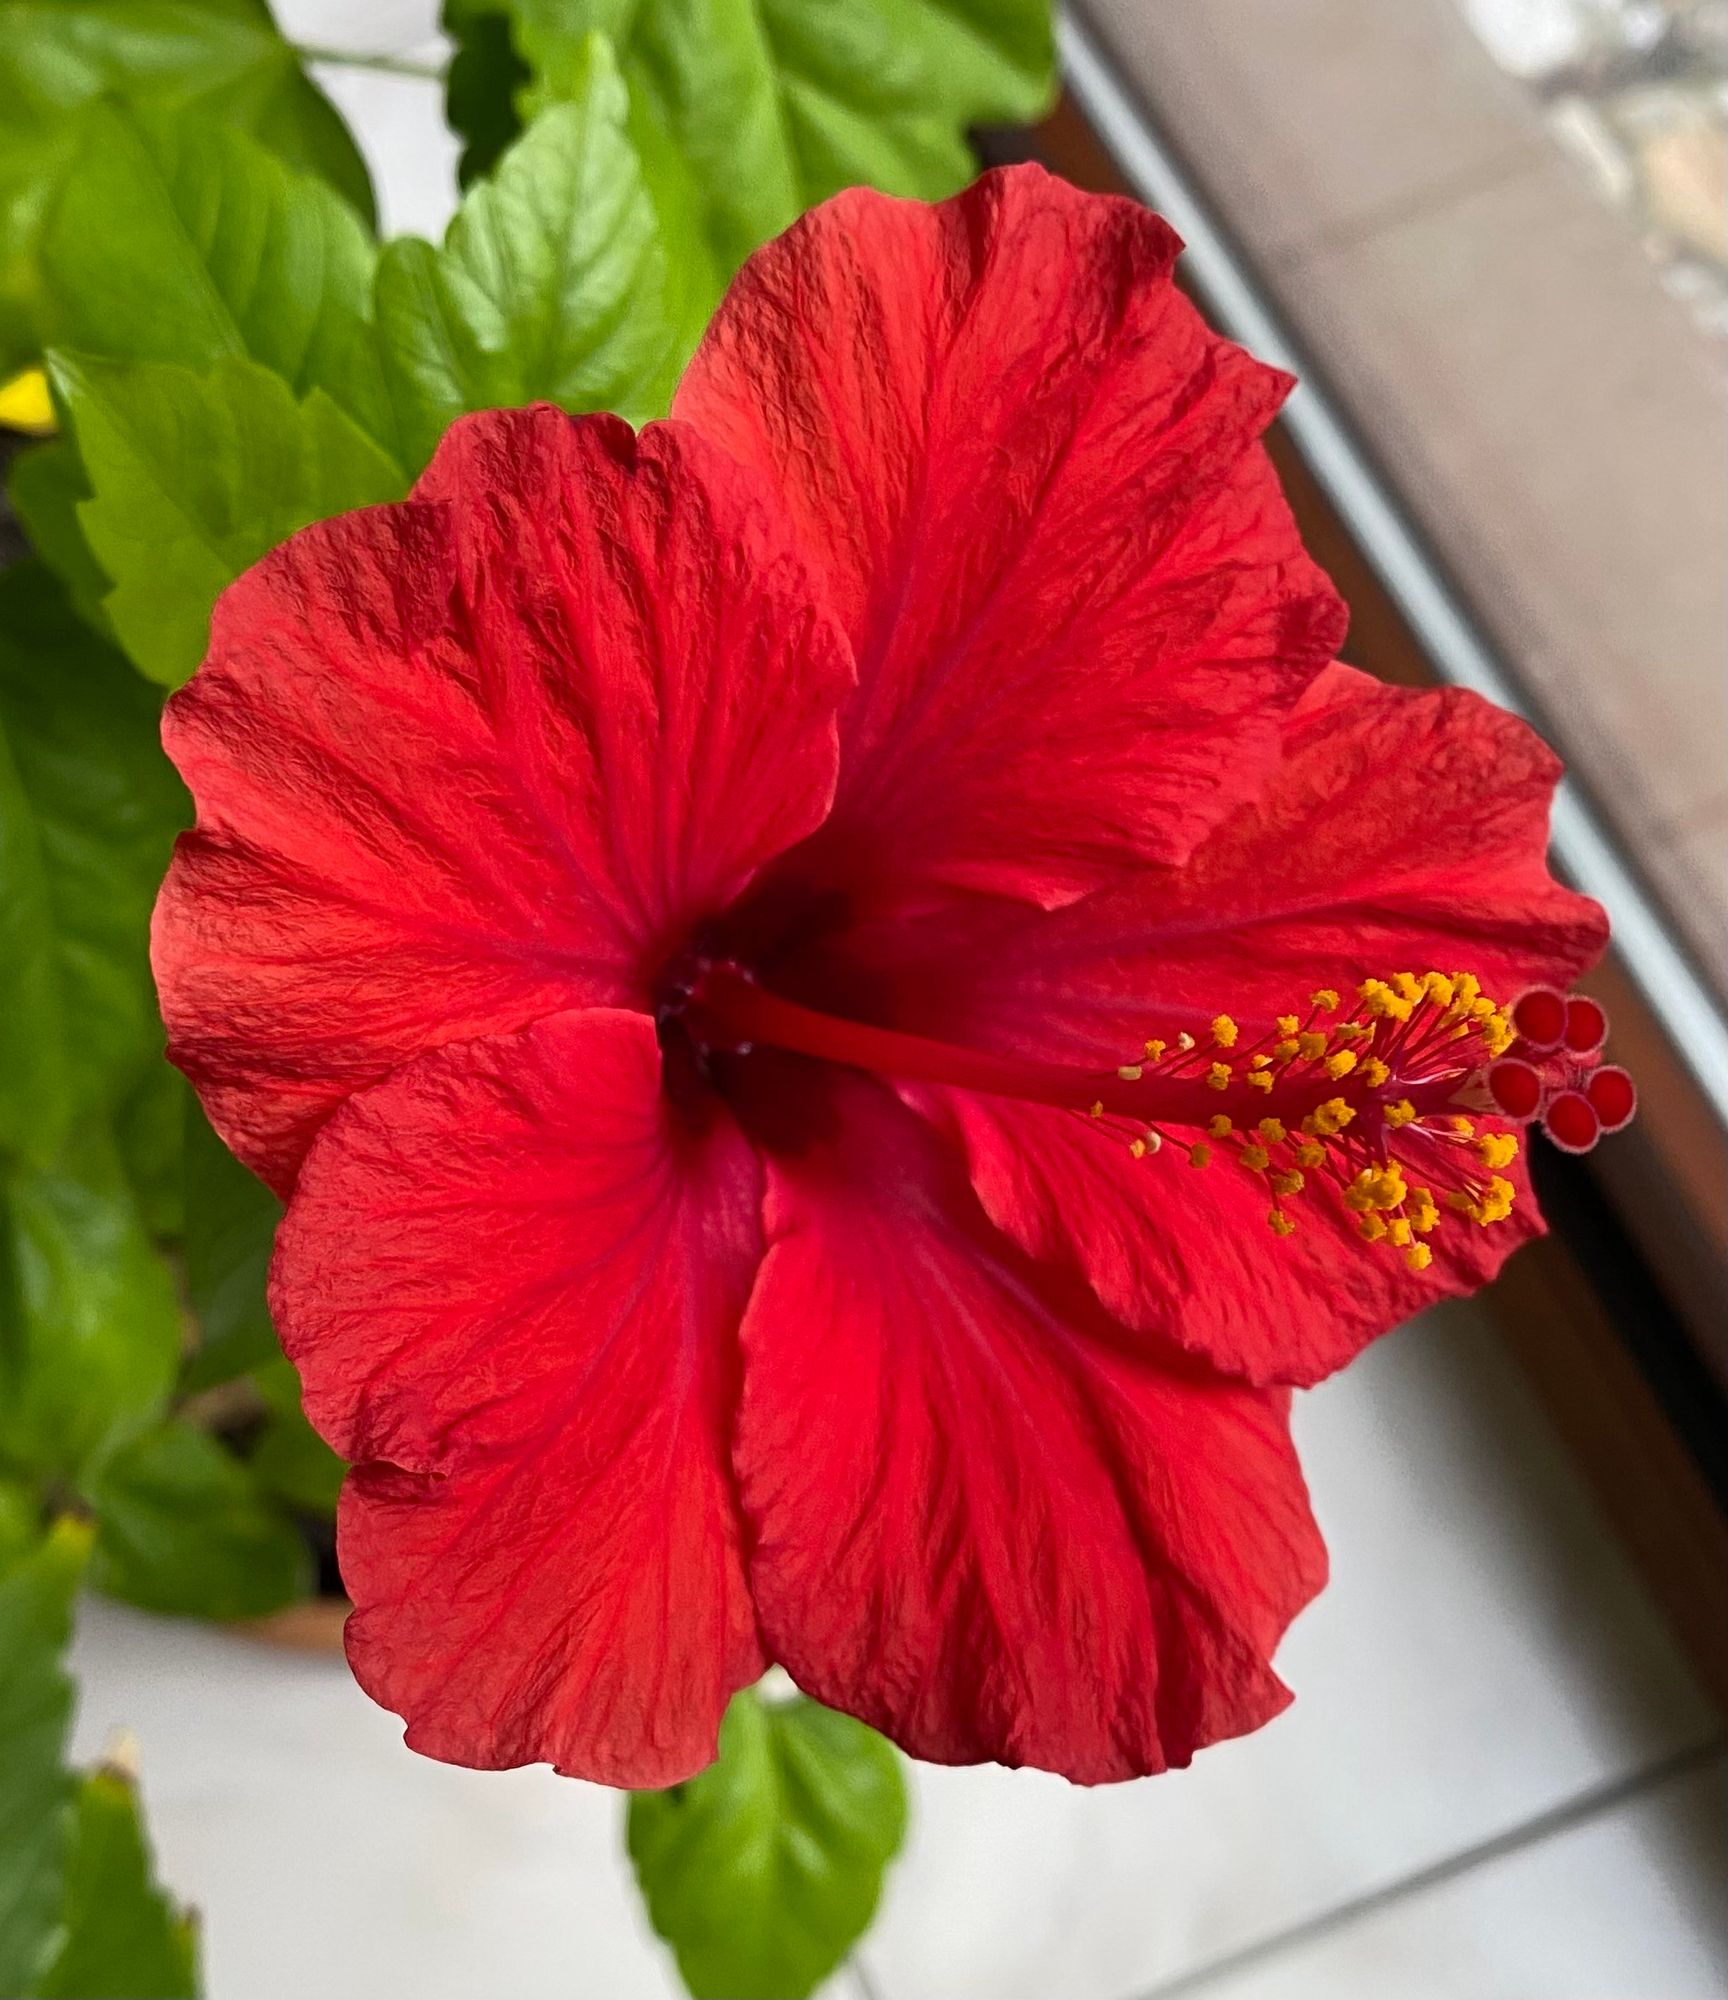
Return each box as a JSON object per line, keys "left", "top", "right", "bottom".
{"left": 0, "top": 0, "right": 373, "bottom": 376}
{"left": 32, "top": 1764, "right": 200, "bottom": 1999}
{"left": 113, "top": 1064, "right": 192, "bottom": 1248}
{"left": 0, "top": 564, "right": 188, "bottom": 1147}
{"left": 0, "top": 1126, "right": 182, "bottom": 1484}
{"left": 0, "top": 1521, "right": 90, "bottom": 2000}
{"left": 49, "top": 350, "right": 405, "bottom": 687}
{"left": 476, "top": 0, "right": 1055, "bottom": 272}
{"left": 374, "top": 41, "right": 697, "bottom": 473}
{"left": 178, "top": 1099, "right": 280, "bottom": 1393}
{"left": 6, "top": 438, "right": 111, "bottom": 637}
{"left": 443, "top": 0, "right": 533, "bottom": 187}
{"left": 247, "top": 1380, "right": 344, "bottom": 1519}
{"left": 88, "top": 1421, "right": 310, "bottom": 1620}
{"left": 40, "top": 104, "right": 388, "bottom": 444}
{"left": 628, "top": 1689, "right": 908, "bottom": 2000}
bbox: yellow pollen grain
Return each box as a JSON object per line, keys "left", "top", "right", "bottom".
{"left": 1324, "top": 1050, "right": 1358, "bottom": 1079}
{"left": 1187, "top": 1142, "right": 1211, "bottom": 1168}
{"left": 1268, "top": 1209, "right": 1296, "bottom": 1237}
{"left": 1311, "top": 988, "right": 1340, "bottom": 1011}
{"left": 1247, "top": 1071, "right": 1274, "bottom": 1093}
{"left": 1240, "top": 1144, "right": 1270, "bottom": 1172}
{"left": 1423, "top": 972, "right": 1456, "bottom": 1007}
{"left": 1453, "top": 973, "right": 1482, "bottom": 1006}
{"left": 1333, "top": 1021, "right": 1371, "bottom": 1043}
{"left": 1388, "top": 1218, "right": 1413, "bottom": 1248}
{"left": 1358, "top": 1213, "right": 1389, "bottom": 1242}
{"left": 1392, "top": 972, "right": 1425, "bottom": 1004}
{"left": 1475, "top": 1131, "right": 1519, "bottom": 1169}
{"left": 1470, "top": 994, "right": 1498, "bottom": 1019}
{"left": 1144, "top": 1039, "right": 1167, "bottom": 1061}
{"left": 1276, "top": 1014, "right": 1301, "bottom": 1036}
{"left": 1271, "top": 1168, "right": 1304, "bottom": 1196}
{"left": 1384, "top": 1099, "right": 1417, "bottom": 1129}
{"left": 1089, "top": 1101, "right": 1105, "bottom": 1119}
{"left": 1142, "top": 1128, "right": 1163, "bottom": 1154}
{"left": 1450, "top": 1116, "right": 1475, "bottom": 1137}
{"left": 1273, "top": 1038, "right": 1300, "bottom": 1061}
{"left": 1211, "top": 1014, "right": 1239, "bottom": 1048}
{"left": 1208, "top": 1115, "right": 1234, "bottom": 1139}
{"left": 1128, "top": 1138, "right": 1147, "bottom": 1159}
{"left": 1405, "top": 1242, "right": 1434, "bottom": 1271}
{"left": 1482, "top": 1013, "right": 1515, "bottom": 1057}
{"left": 1249, "top": 1052, "right": 1273, "bottom": 1070}
{"left": 1117, "top": 1063, "right": 1144, "bottom": 1080}
{"left": 1409, "top": 1189, "right": 1439, "bottom": 1234}
{"left": 1445, "top": 1189, "right": 1476, "bottom": 1214}
{"left": 1294, "top": 1140, "right": 1325, "bottom": 1169}
{"left": 1257, "top": 1117, "right": 1287, "bottom": 1144}
{"left": 1176, "top": 1031, "right": 1196, "bottom": 1052}
{"left": 1360, "top": 1057, "right": 1390, "bottom": 1088}
{"left": 1297, "top": 1032, "right": 1328, "bottom": 1061}
{"left": 1206, "top": 1062, "right": 1232, "bottom": 1091}
{"left": 1303, "top": 1097, "right": 1357, "bottom": 1137}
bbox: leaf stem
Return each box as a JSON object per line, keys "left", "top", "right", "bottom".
{"left": 292, "top": 44, "right": 445, "bottom": 82}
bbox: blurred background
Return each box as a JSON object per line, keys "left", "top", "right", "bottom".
{"left": 35, "top": 1, "right": 1728, "bottom": 1995}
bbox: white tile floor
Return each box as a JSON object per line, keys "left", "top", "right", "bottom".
{"left": 68, "top": 1304, "right": 1728, "bottom": 2000}
{"left": 67, "top": 10, "right": 1728, "bottom": 1994}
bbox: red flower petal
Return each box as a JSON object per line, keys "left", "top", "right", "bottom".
{"left": 270, "top": 1009, "right": 766, "bottom": 1786}
{"left": 154, "top": 408, "right": 850, "bottom": 1193}
{"left": 916, "top": 1089, "right": 1541, "bottom": 1390}
{"left": 734, "top": 1070, "right": 1326, "bottom": 1780}
{"left": 676, "top": 164, "right": 1346, "bottom": 911}
{"left": 783, "top": 666, "right": 1601, "bottom": 1385}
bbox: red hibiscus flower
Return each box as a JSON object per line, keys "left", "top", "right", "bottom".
{"left": 152, "top": 165, "right": 1615, "bottom": 1788}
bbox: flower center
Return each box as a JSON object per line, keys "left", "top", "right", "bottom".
{"left": 688, "top": 965, "right": 1634, "bottom": 1273}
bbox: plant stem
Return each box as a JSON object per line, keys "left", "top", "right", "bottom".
{"left": 292, "top": 44, "right": 445, "bottom": 82}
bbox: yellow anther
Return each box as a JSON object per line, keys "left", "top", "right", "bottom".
{"left": 1422, "top": 972, "right": 1456, "bottom": 1008}
{"left": 1358, "top": 1213, "right": 1389, "bottom": 1242}
{"left": 1273, "top": 1038, "right": 1300, "bottom": 1061}
{"left": 1128, "top": 1138, "right": 1147, "bottom": 1159}
{"left": 1176, "top": 1031, "right": 1196, "bottom": 1052}
{"left": 1333, "top": 1021, "right": 1371, "bottom": 1042}
{"left": 1303, "top": 1098, "right": 1356, "bottom": 1137}
{"left": 1144, "top": 1039, "right": 1167, "bottom": 1061}
{"left": 1384, "top": 1099, "right": 1417, "bottom": 1129}
{"left": 1311, "top": 988, "right": 1340, "bottom": 1011}
{"left": 1360, "top": 978, "right": 1413, "bottom": 1022}
{"left": 1293, "top": 1140, "right": 1326, "bottom": 1169}
{"left": 1469, "top": 994, "right": 1497, "bottom": 1019}
{"left": 1408, "top": 1189, "right": 1439, "bottom": 1234}
{"left": 1117, "top": 1063, "right": 1143, "bottom": 1081}
{"left": 1188, "top": 1142, "right": 1211, "bottom": 1168}
{"left": 1324, "top": 1049, "right": 1358, "bottom": 1079}
{"left": 1268, "top": 1209, "right": 1297, "bottom": 1238}
{"left": 1388, "top": 1218, "right": 1413, "bottom": 1248}
{"left": 1211, "top": 1014, "right": 1239, "bottom": 1048}
{"left": 1207, "top": 1115, "right": 1234, "bottom": 1140}
{"left": 1249, "top": 1052, "right": 1272, "bottom": 1070}
{"left": 1257, "top": 1117, "right": 1287, "bottom": 1145}
{"left": 1474, "top": 1175, "right": 1516, "bottom": 1225}
{"left": 1450, "top": 1116, "right": 1475, "bottom": 1137}
{"left": 1353, "top": 1164, "right": 1407, "bottom": 1212}
{"left": 1360, "top": 1057, "right": 1390, "bottom": 1088}
{"left": 1271, "top": 1169, "right": 1304, "bottom": 1197}
{"left": 1482, "top": 1012, "right": 1515, "bottom": 1057}
{"left": 1475, "top": 1131, "right": 1519, "bottom": 1169}
{"left": 1089, "top": 1101, "right": 1105, "bottom": 1119}
{"left": 1445, "top": 1189, "right": 1476, "bottom": 1214}
{"left": 1206, "top": 1062, "right": 1232, "bottom": 1091}
{"left": 1405, "top": 1242, "right": 1434, "bottom": 1272}
{"left": 1240, "top": 1144, "right": 1270, "bottom": 1173}
{"left": 1142, "top": 1128, "right": 1163, "bottom": 1155}
{"left": 1246, "top": 1071, "right": 1274, "bottom": 1093}
{"left": 1297, "top": 1032, "right": 1328, "bottom": 1061}
{"left": 1453, "top": 972, "right": 1482, "bottom": 1007}
{"left": 1392, "top": 973, "right": 1424, "bottom": 1004}
{"left": 1276, "top": 1014, "right": 1301, "bottom": 1037}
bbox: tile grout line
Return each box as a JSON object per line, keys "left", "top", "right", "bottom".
{"left": 1117, "top": 1735, "right": 1728, "bottom": 2000}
